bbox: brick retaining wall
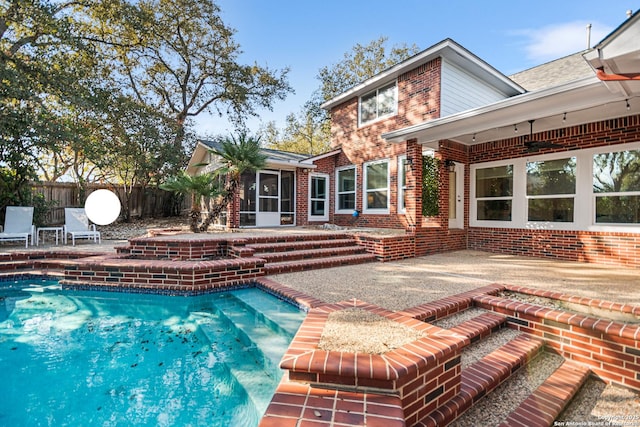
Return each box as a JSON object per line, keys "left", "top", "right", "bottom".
{"left": 62, "top": 255, "right": 265, "bottom": 293}
{"left": 469, "top": 228, "right": 640, "bottom": 268}
{"left": 474, "top": 285, "right": 640, "bottom": 391}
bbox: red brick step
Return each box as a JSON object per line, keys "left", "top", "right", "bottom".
{"left": 264, "top": 253, "right": 377, "bottom": 275}
{"left": 247, "top": 238, "right": 359, "bottom": 253}
{"left": 449, "top": 312, "right": 507, "bottom": 343}
{"left": 498, "top": 361, "right": 591, "bottom": 427}
{"left": 418, "top": 335, "right": 545, "bottom": 427}
{"left": 257, "top": 245, "right": 367, "bottom": 263}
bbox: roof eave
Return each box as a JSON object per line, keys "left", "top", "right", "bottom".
{"left": 382, "top": 76, "right": 617, "bottom": 145}
{"left": 321, "top": 39, "right": 524, "bottom": 111}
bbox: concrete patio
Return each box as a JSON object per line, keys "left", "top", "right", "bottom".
{"left": 3, "top": 233, "right": 638, "bottom": 308}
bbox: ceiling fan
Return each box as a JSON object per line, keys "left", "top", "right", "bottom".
{"left": 524, "top": 119, "right": 563, "bottom": 152}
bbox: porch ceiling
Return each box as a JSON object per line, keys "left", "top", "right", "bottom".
{"left": 383, "top": 76, "right": 638, "bottom": 148}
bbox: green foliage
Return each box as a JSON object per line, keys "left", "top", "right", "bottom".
{"left": 198, "top": 133, "right": 266, "bottom": 231}
{"left": 260, "top": 105, "right": 331, "bottom": 155}
{"left": 160, "top": 171, "right": 221, "bottom": 206}
{"left": 0, "top": 168, "right": 56, "bottom": 227}
{"left": 0, "top": 165, "right": 36, "bottom": 209}
{"left": 316, "top": 36, "right": 420, "bottom": 102}
{"left": 422, "top": 156, "right": 440, "bottom": 217}
{"left": 89, "top": 0, "right": 292, "bottom": 147}
{"left": 1, "top": 0, "right": 290, "bottom": 215}
{"left": 29, "top": 192, "right": 57, "bottom": 227}
{"left": 160, "top": 170, "right": 221, "bottom": 231}
{"left": 0, "top": 0, "right": 98, "bottom": 182}
{"left": 209, "top": 133, "right": 267, "bottom": 179}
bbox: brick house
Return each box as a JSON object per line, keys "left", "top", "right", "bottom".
{"left": 189, "top": 11, "right": 640, "bottom": 267}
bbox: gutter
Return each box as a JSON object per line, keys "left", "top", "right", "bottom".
{"left": 266, "top": 159, "right": 317, "bottom": 170}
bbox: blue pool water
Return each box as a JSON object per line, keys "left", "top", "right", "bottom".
{"left": 0, "top": 278, "right": 306, "bottom": 426}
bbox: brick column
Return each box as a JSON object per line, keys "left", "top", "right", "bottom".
{"left": 228, "top": 175, "right": 241, "bottom": 228}
{"left": 405, "top": 139, "right": 423, "bottom": 232}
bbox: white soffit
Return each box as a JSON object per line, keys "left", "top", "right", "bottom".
{"left": 382, "top": 76, "right": 634, "bottom": 146}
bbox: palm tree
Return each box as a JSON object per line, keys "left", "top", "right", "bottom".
{"left": 198, "top": 133, "right": 267, "bottom": 232}
{"left": 160, "top": 171, "right": 221, "bottom": 232}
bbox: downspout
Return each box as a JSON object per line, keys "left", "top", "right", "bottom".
{"left": 596, "top": 68, "right": 640, "bottom": 81}
{"left": 592, "top": 11, "right": 638, "bottom": 82}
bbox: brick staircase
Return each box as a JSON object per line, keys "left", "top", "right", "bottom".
{"left": 238, "top": 233, "right": 378, "bottom": 275}
{"left": 415, "top": 304, "right": 591, "bottom": 426}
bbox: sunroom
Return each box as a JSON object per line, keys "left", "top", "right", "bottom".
{"left": 186, "top": 140, "right": 313, "bottom": 228}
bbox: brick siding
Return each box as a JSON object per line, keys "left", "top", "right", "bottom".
{"left": 466, "top": 115, "right": 640, "bottom": 268}
{"left": 322, "top": 59, "right": 442, "bottom": 230}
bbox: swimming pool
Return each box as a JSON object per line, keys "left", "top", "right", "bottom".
{"left": 0, "top": 278, "right": 306, "bottom": 426}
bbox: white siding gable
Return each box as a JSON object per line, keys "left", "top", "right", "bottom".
{"left": 440, "top": 59, "right": 510, "bottom": 117}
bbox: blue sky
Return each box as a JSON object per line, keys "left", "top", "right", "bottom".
{"left": 194, "top": 1, "right": 635, "bottom": 137}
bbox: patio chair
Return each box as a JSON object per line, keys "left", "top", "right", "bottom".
{"left": 64, "top": 208, "right": 101, "bottom": 246}
{"left": 0, "top": 206, "right": 35, "bottom": 248}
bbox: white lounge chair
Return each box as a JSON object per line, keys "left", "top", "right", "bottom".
{"left": 64, "top": 208, "right": 101, "bottom": 246}
{"left": 0, "top": 206, "right": 35, "bottom": 248}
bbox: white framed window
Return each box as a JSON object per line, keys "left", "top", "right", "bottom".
{"left": 593, "top": 149, "right": 640, "bottom": 224}
{"left": 364, "top": 159, "right": 390, "bottom": 214}
{"left": 470, "top": 142, "right": 640, "bottom": 232}
{"left": 359, "top": 81, "right": 397, "bottom": 126}
{"left": 526, "top": 157, "right": 576, "bottom": 223}
{"left": 474, "top": 164, "right": 514, "bottom": 222}
{"left": 336, "top": 166, "right": 356, "bottom": 213}
{"left": 309, "top": 173, "right": 329, "bottom": 221}
{"left": 398, "top": 156, "right": 408, "bottom": 214}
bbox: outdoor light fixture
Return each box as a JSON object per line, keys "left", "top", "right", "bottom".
{"left": 563, "top": 112, "right": 567, "bottom": 123}
{"left": 514, "top": 124, "right": 518, "bottom": 133}
{"left": 472, "top": 134, "right": 476, "bottom": 142}
{"left": 627, "top": 99, "right": 631, "bottom": 110}
{"left": 404, "top": 158, "right": 413, "bottom": 170}
{"left": 444, "top": 159, "right": 456, "bottom": 172}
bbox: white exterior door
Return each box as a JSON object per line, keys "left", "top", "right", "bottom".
{"left": 448, "top": 162, "right": 465, "bottom": 229}
{"left": 309, "top": 174, "right": 329, "bottom": 221}
{"left": 256, "top": 171, "right": 281, "bottom": 227}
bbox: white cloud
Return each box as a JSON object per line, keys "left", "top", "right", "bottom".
{"left": 516, "top": 21, "right": 612, "bottom": 63}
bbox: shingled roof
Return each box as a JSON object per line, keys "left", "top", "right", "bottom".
{"left": 199, "top": 139, "right": 308, "bottom": 163}
{"left": 509, "top": 51, "right": 595, "bottom": 91}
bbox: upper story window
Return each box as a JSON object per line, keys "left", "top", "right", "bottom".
{"left": 359, "top": 81, "right": 397, "bottom": 126}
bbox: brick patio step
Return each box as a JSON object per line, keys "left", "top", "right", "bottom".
{"left": 248, "top": 238, "right": 359, "bottom": 253}
{"left": 448, "top": 312, "right": 507, "bottom": 344}
{"left": 263, "top": 252, "right": 377, "bottom": 275}
{"left": 244, "top": 233, "right": 377, "bottom": 274}
{"left": 418, "top": 335, "right": 545, "bottom": 427}
{"left": 256, "top": 245, "right": 367, "bottom": 263}
{"left": 498, "top": 361, "right": 591, "bottom": 427}
{"left": 246, "top": 233, "right": 351, "bottom": 245}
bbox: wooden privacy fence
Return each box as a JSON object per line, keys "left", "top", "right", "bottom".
{"left": 32, "top": 182, "right": 189, "bottom": 225}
